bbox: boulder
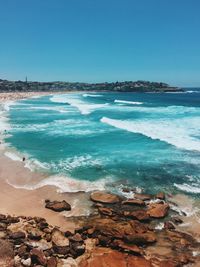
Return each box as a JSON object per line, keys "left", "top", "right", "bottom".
{"left": 30, "top": 248, "right": 47, "bottom": 266}
{"left": 124, "top": 210, "right": 150, "bottom": 221}
{"left": 52, "top": 228, "right": 69, "bottom": 247}
{"left": 90, "top": 218, "right": 136, "bottom": 239}
{"left": 90, "top": 192, "right": 120, "bottom": 204}
{"left": 27, "top": 228, "right": 43, "bottom": 240}
{"left": 147, "top": 203, "right": 169, "bottom": 218}
{"left": 45, "top": 200, "right": 71, "bottom": 212}
{"left": 9, "top": 231, "right": 26, "bottom": 240}
{"left": 125, "top": 232, "right": 157, "bottom": 245}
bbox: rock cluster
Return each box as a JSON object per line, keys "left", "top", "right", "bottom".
{"left": 0, "top": 214, "right": 85, "bottom": 266}
{"left": 0, "top": 192, "right": 199, "bottom": 266}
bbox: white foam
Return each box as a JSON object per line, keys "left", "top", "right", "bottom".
{"left": 114, "top": 100, "right": 143, "bottom": 105}
{"left": 174, "top": 183, "right": 200, "bottom": 194}
{"left": 24, "top": 158, "right": 50, "bottom": 172}
{"left": 100, "top": 117, "right": 200, "bottom": 152}
{"left": 155, "top": 223, "right": 164, "bottom": 230}
{"left": 50, "top": 94, "right": 108, "bottom": 115}
{"left": 83, "top": 94, "right": 103, "bottom": 98}
{"left": 5, "top": 151, "right": 22, "bottom": 162}
{"left": 49, "top": 155, "right": 102, "bottom": 173}
{"left": 7, "top": 175, "right": 109, "bottom": 193}
{"left": 186, "top": 90, "right": 200, "bottom": 93}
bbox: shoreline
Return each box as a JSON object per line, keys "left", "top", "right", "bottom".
{"left": 0, "top": 91, "right": 93, "bottom": 232}
{"left": 0, "top": 91, "right": 200, "bottom": 266}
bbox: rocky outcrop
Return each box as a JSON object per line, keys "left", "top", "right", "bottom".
{"left": 0, "top": 190, "right": 199, "bottom": 266}
{"left": 45, "top": 200, "right": 71, "bottom": 212}
{"left": 90, "top": 191, "right": 120, "bottom": 204}
{"left": 147, "top": 203, "right": 169, "bottom": 218}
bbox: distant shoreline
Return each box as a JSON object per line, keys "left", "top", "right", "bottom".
{"left": 0, "top": 78, "right": 183, "bottom": 93}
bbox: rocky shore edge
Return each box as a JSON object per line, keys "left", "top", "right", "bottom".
{"left": 0, "top": 190, "right": 200, "bottom": 267}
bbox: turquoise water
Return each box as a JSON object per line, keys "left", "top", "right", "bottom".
{"left": 5, "top": 90, "right": 200, "bottom": 195}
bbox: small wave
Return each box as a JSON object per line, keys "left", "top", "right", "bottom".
{"left": 114, "top": 100, "right": 143, "bottom": 105}
{"left": 186, "top": 90, "right": 200, "bottom": 93}
{"left": 5, "top": 152, "right": 22, "bottom": 162}
{"left": 7, "top": 175, "right": 110, "bottom": 193}
{"left": 100, "top": 117, "right": 200, "bottom": 152}
{"left": 50, "top": 94, "right": 108, "bottom": 115}
{"left": 174, "top": 183, "right": 200, "bottom": 194}
{"left": 83, "top": 94, "right": 103, "bottom": 98}
{"left": 49, "top": 155, "right": 102, "bottom": 173}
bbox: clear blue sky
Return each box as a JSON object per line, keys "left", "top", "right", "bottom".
{"left": 0, "top": 0, "right": 200, "bottom": 86}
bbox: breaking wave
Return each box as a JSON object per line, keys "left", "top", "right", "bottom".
{"left": 50, "top": 94, "right": 108, "bottom": 115}
{"left": 114, "top": 100, "right": 143, "bottom": 105}
{"left": 7, "top": 175, "right": 109, "bottom": 193}
{"left": 101, "top": 117, "right": 200, "bottom": 151}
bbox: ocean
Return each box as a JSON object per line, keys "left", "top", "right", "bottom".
{"left": 3, "top": 89, "right": 200, "bottom": 196}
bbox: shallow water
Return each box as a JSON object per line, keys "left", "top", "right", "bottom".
{"left": 3, "top": 90, "right": 200, "bottom": 196}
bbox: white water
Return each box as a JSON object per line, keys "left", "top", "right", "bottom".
{"left": 101, "top": 116, "right": 200, "bottom": 152}
{"left": 114, "top": 99, "right": 143, "bottom": 105}
{"left": 50, "top": 94, "right": 108, "bottom": 115}
{"left": 7, "top": 174, "right": 109, "bottom": 193}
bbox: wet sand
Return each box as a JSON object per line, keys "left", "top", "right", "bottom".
{"left": 0, "top": 154, "right": 92, "bottom": 232}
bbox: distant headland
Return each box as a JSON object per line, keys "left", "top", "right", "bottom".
{"left": 0, "top": 78, "right": 183, "bottom": 93}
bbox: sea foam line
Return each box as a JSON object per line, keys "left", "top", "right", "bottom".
{"left": 7, "top": 175, "right": 110, "bottom": 193}
{"left": 114, "top": 100, "right": 143, "bottom": 105}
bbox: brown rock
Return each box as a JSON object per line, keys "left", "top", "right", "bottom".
{"left": 124, "top": 210, "right": 150, "bottom": 221}
{"left": 17, "top": 244, "right": 28, "bottom": 257}
{"left": 156, "top": 192, "right": 165, "bottom": 200}
{"left": 122, "top": 199, "right": 145, "bottom": 206}
{"left": 90, "top": 191, "right": 120, "bottom": 204}
{"left": 0, "top": 239, "right": 14, "bottom": 267}
{"left": 97, "top": 235, "right": 113, "bottom": 246}
{"left": 51, "top": 228, "right": 69, "bottom": 247}
{"left": 164, "top": 221, "right": 175, "bottom": 230}
{"left": 125, "top": 232, "right": 156, "bottom": 245}
{"left": 30, "top": 248, "right": 47, "bottom": 266}
{"left": 134, "top": 193, "right": 152, "bottom": 201}
{"left": 130, "top": 220, "right": 148, "bottom": 234}
{"left": 98, "top": 207, "right": 113, "bottom": 216}
{"left": 70, "top": 243, "right": 86, "bottom": 256}
{"left": 28, "top": 228, "right": 43, "bottom": 240}
{"left": 69, "top": 233, "right": 83, "bottom": 243}
{"left": 90, "top": 218, "right": 136, "bottom": 239}
{"left": 9, "top": 231, "right": 26, "bottom": 240}
{"left": 45, "top": 200, "right": 71, "bottom": 212}
{"left": 79, "top": 247, "right": 151, "bottom": 267}
{"left": 147, "top": 203, "right": 169, "bottom": 218}
{"left": 0, "top": 214, "right": 7, "bottom": 221}
{"left": 111, "top": 240, "right": 142, "bottom": 255}
{"left": 47, "top": 257, "right": 57, "bottom": 267}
